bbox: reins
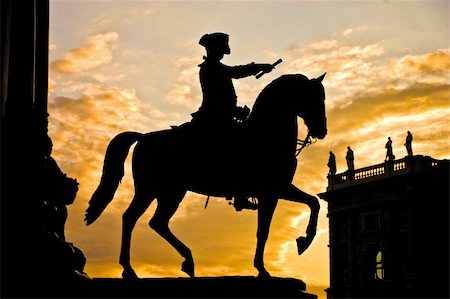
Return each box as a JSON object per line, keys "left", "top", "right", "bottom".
{"left": 296, "top": 132, "right": 317, "bottom": 157}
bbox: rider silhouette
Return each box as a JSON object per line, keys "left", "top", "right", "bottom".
{"left": 193, "top": 32, "right": 273, "bottom": 127}
{"left": 192, "top": 33, "right": 274, "bottom": 211}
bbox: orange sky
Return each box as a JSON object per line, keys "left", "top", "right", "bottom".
{"left": 48, "top": 1, "right": 449, "bottom": 298}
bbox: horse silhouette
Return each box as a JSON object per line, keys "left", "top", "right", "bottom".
{"left": 85, "top": 73, "right": 327, "bottom": 279}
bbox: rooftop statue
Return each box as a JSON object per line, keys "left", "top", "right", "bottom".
{"left": 385, "top": 137, "right": 395, "bottom": 162}
{"left": 85, "top": 33, "right": 328, "bottom": 280}
{"left": 346, "top": 146, "right": 354, "bottom": 172}
{"left": 405, "top": 131, "right": 413, "bottom": 157}
{"left": 328, "top": 151, "right": 337, "bottom": 176}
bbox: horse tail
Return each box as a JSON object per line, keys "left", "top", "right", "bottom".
{"left": 85, "top": 131, "right": 142, "bottom": 225}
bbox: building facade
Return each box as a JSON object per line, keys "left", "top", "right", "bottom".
{"left": 320, "top": 155, "right": 449, "bottom": 298}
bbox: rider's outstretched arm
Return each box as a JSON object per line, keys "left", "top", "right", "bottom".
{"left": 226, "top": 63, "right": 273, "bottom": 79}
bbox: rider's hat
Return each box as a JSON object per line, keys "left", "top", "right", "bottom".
{"left": 199, "top": 33, "right": 230, "bottom": 55}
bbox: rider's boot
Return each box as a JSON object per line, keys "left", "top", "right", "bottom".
{"left": 234, "top": 195, "right": 258, "bottom": 211}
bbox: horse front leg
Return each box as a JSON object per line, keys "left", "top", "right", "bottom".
{"left": 281, "top": 184, "right": 320, "bottom": 255}
{"left": 254, "top": 195, "right": 278, "bottom": 278}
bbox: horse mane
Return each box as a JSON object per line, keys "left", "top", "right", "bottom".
{"left": 248, "top": 74, "right": 309, "bottom": 124}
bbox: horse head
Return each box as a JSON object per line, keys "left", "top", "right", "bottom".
{"left": 297, "top": 73, "right": 327, "bottom": 140}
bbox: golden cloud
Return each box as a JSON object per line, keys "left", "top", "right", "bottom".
{"left": 398, "top": 49, "right": 450, "bottom": 75}
{"left": 166, "top": 55, "right": 202, "bottom": 109}
{"left": 50, "top": 32, "right": 119, "bottom": 74}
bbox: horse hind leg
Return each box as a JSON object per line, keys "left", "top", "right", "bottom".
{"left": 120, "top": 190, "right": 155, "bottom": 279}
{"left": 148, "top": 189, "right": 194, "bottom": 277}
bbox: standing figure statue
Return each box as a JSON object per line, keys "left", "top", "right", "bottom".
{"left": 385, "top": 137, "right": 395, "bottom": 162}
{"left": 41, "top": 136, "right": 79, "bottom": 240}
{"left": 327, "top": 151, "right": 336, "bottom": 176}
{"left": 38, "top": 135, "right": 87, "bottom": 279}
{"left": 405, "top": 131, "right": 413, "bottom": 156}
{"left": 346, "top": 146, "right": 354, "bottom": 172}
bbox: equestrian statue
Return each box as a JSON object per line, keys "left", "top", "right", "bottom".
{"left": 85, "top": 33, "right": 328, "bottom": 280}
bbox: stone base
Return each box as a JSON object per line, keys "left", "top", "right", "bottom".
{"left": 60, "top": 276, "right": 317, "bottom": 298}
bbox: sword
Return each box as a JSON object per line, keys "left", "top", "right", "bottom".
{"left": 255, "top": 58, "right": 283, "bottom": 79}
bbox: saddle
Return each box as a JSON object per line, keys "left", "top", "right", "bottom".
{"left": 173, "top": 105, "right": 250, "bottom": 160}
{"left": 172, "top": 115, "right": 248, "bottom": 176}
{"left": 171, "top": 106, "right": 257, "bottom": 211}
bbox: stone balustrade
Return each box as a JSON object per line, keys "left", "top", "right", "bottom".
{"left": 327, "top": 155, "right": 445, "bottom": 191}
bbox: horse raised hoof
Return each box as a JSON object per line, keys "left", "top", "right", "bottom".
{"left": 181, "top": 260, "right": 195, "bottom": 278}
{"left": 122, "top": 268, "right": 139, "bottom": 280}
{"left": 296, "top": 236, "right": 313, "bottom": 255}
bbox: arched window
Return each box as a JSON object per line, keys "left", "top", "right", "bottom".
{"left": 375, "top": 250, "right": 384, "bottom": 280}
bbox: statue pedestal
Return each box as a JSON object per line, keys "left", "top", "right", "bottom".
{"left": 68, "top": 276, "right": 317, "bottom": 298}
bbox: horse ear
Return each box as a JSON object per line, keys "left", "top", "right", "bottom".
{"left": 315, "top": 73, "right": 326, "bottom": 82}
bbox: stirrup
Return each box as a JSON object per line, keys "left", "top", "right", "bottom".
{"left": 233, "top": 196, "right": 258, "bottom": 212}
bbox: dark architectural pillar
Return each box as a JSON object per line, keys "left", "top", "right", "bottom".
{"left": 34, "top": 0, "right": 49, "bottom": 132}
{"left": 2, "top": 0, "right": 36, "bottom": 294}
{"left": 2, "top": 1, "right": 87, "bottom": 296}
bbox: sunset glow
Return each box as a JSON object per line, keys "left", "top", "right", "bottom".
{"left": 48, "top": 1, "right": 449, "bottom": 298}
